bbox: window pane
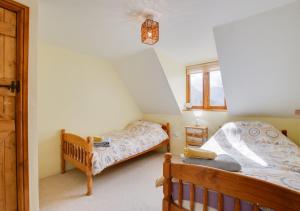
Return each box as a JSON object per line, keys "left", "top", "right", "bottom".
{"left": 209, "top": 70, "right": 225, "bottom": 106}
{"left": 190, "top": 72, "right": 203, "bottom": 106}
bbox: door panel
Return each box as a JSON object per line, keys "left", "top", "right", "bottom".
{"left": 0, "top": 6, "right": 17, "bottom": 211}
{"left": 4, "top": 132, "right": 16, "bottom": 211}
{"left": 4, "top": 36, "right": 16, "bottom": 79}
{"left": 0, "top": 36, "right": 3, "bottom": 76}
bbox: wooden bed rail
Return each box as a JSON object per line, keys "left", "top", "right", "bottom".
{"left": 61, "top": 122, "right": 170, "bottom": 196}
{"left": 61, "top": 129, "right": 93, "bottom": 195}
{"left": 163, "top": 153, "right": 300, "bottom": 211}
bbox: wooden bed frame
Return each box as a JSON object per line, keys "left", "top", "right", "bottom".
{"left": 61, "top": 123, "right": 170, "bottom": 195}
{"left": 162, "top": 153, "right": 300, "bottom": 211}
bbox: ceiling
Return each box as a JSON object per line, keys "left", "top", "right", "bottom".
{"left": 39, "top": 0, "right": 295, "bottom": 65}
{"left": 214, "top": 1, "right": 300, "bottom": 117}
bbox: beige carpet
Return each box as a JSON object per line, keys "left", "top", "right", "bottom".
{"left": 39, "top": 152, "right": 164, "bottom": 211}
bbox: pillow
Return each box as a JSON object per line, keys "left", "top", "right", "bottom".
{"left": 182, "top": 154, "right": 241, "bottom": 172}
{"left": 93, "top": 136, "right": 103, "bottom": 143}
{"left": 184, "top": 147, "right": 217, "bottom": 160}
{"left": 125, "top": 120, "right": 161, "bottom": 130}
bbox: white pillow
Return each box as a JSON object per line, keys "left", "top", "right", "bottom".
{"left": 125, "top": 120, "right": 161, "bottom": 130}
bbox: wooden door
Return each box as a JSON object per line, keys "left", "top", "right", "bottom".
{"left": 0, "top": 7, "right": 17, "bottom": 211}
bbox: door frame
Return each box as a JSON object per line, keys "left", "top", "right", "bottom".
{"left": 0, "top": 1, "right": 29, "bottom": 211}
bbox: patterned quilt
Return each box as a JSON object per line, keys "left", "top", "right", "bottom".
{"left": 92, "top": 121, "right": 168, "bottom": 175}
{"left": 172, "top": 121, "right": 300, "bottom": 211}
{"left": 201, "top": 121, "right": 300, "bottom": 191}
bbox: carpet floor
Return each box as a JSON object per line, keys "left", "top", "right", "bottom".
{"left": 39, "top": 152, "right": 164, "bottom": 211}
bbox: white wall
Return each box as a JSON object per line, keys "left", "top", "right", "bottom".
{"left": 214, "top": 1, "right": 300, "bottom": 117}
{"left": 114, "top": 49, "right": 181, "bottom": 115}
{"left": 147, "top": 52, "right": 300, "bottom": 156}
{"left": 37, "top": 42, "right": 142, "bottom": 178}
{"left": 155, "top": 50, "right": 186, "bottom": 110}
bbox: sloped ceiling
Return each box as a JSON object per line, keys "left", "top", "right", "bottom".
{"left": 39, "top": 0, "right": 295, "bottom": 64}
{"left": 214, "top": 1, "right": 300, "bottom": 117}
{"left": 114, "top": 49, "right": 180, "bottom": 114}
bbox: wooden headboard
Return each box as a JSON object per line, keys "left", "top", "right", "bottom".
{"left": 162, "top": 123, "right": 170, "bottom": 138}
{"left": 281, "top": 129, "right": 288, "bottom": 137}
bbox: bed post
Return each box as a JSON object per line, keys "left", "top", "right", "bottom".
{"left": 163, "top": 153, "right": 172, "bottom": 211}
{"left": 61, "top": 129, "right": 66, "bottom": 174}
{"left": 166, "top": 123, "right": 170, "bottom": 152}
{"left": 86, "top": 136, "right": 93, "bottom": 196}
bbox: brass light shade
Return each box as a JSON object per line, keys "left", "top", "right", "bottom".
{"left": 141, "top": 18, "right": 159, "bottom": 45}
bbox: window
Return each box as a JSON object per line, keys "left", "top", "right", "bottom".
{"left": 186, "top": 61, "right": 227, "bottom": 110}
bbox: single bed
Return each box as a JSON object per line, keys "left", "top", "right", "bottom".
{"left": 162, "top": 121, "right": 300, "bottom": 211}
{"left": 61, "top": 120, "right": 170, "bottom": 195}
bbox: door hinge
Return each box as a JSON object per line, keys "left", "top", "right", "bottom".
{"left": 0, "top": 81, "right": 20, "bottom": 93}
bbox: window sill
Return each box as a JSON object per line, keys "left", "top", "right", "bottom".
{"left": 182, "top": 108, "right": 228, "bottom": 112}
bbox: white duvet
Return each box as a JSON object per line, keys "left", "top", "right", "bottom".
{"left": 92, "top": 121, "right": 168, "bottom": 175}
{"left": 201, "top": 121, "right": 300, "bottom": 191}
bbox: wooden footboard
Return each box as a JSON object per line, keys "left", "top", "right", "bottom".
{"left": 60, "top": 129, "right": 93, "bottom": 195}
{"left": 61, "top": 122, "right": 170, "bottom": 196}
{"left": 163, "top": 153, "right": 300, "bottom": 211}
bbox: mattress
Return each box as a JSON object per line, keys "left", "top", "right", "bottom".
{"left": 200, "top": 121, "right": 300, "bottom": 189}
{"left": 92, "top": 122, "right": 168, "bottom": 175}
{"left": 172, "top": 121, "right": 300, "bottom": 210}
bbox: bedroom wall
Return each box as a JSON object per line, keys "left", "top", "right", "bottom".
{"left": 114, "top": 49, "right": 181, "bottom": 115}
{"left": 145, "top": 51, "right": 300, "bottom": 155}
{"left": 155, "top": 50, "right": 186, "bottom": 110}
{"left": 37, "top": 42, "right": 142, "bottom": 179}
{"left": 214, "top": 1, "right": 300, "bottom": 117}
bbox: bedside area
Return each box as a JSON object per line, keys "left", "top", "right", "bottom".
{"left": 185, "top": 125, "right": 208, "bottom": 147}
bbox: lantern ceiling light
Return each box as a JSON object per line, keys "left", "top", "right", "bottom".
{"left": 141, "top": 15, "right": 159, "bottom": 45}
